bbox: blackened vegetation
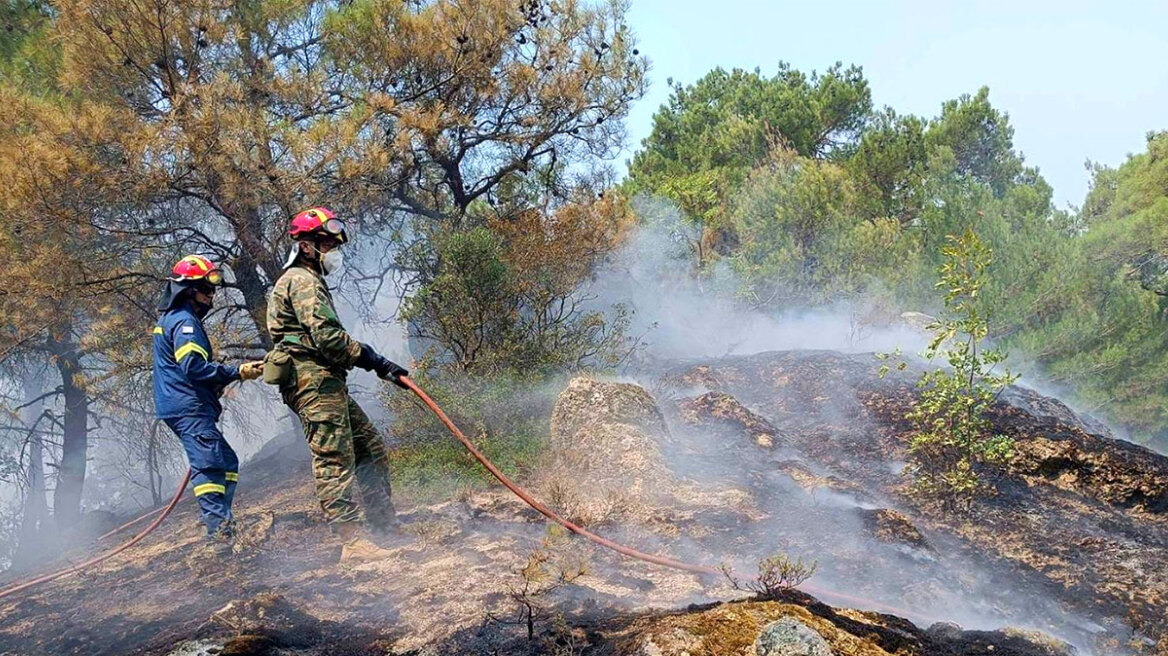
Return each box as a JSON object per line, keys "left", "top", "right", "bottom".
{"left": 666, "top": 349, "right": 1168, "bottom": 641}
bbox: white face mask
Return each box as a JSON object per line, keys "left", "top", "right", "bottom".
{"left": 320, "top": 249, "right": 344, "bottom": 276}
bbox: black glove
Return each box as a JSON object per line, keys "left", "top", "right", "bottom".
{"left": 355, "top": 343, "right": 380, "bottom": 372}
{"left": 356, "top": 343, "right": 409, "bottom": 389}
{"left": 380, "top": 359, "right": 409, "bottom": 389}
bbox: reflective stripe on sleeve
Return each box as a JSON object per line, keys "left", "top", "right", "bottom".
{"left": 193, "top": 483, "right": 227, "bottom": 497}
{"left": 225, "top": 472, "right": 239, "bottom": 482}
{"left": 174, "top": 342, "right": 210, "bottom": 362}
{"left": 153, "top": 326, "right": 163, "bottom": 335}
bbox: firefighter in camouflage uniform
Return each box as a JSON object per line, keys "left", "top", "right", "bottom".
{"left": 266, "top": 207, "right": 409, "bottom": 563}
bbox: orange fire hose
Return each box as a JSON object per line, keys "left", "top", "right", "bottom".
{"left": 97, "top": 506, "right": 166, "bottom": 542}
{"left": 0, "top": 469, "right": 191, "bottom": 601}
{"left": 401, "top": 376, "right": 942, "bottom": 625}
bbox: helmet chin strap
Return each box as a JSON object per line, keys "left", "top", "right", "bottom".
{"left": 305, "top": 242, "right": 325, "bottom": 267}
{"left": 283, "top": 240, "right": 324, "bottom": 271}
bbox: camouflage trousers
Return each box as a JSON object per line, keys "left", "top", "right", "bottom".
{"left": 283, "top": 362, "right": 395, "bottom": 527}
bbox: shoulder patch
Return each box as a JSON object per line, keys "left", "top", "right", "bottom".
{"left": 181, "top": 325, "right": 196, "bottom": 334}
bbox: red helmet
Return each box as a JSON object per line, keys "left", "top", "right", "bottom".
{"left": 289, "top": 206, "right": 348, "bottom": 243}
{"left": 171, "top": 255, "right": 222, "bottom": 285}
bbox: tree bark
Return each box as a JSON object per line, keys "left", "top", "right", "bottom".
{"left": 233, "top": 245, "right": 276, "bottom": 349}
{"left": 49, "top": 337, "right": 89, "bottom": 528}
{"left": 147, "top": 420, "right": 162, "bottom": 506}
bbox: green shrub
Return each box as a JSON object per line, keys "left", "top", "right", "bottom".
{"left": 721, "top": 552, "right": 818, "bottom": 599}
{"left": 887, "top": 229, "right": 1018, "bottom": 508}
{"left": 383, "top": 366, "right": 559, "bottom": 500}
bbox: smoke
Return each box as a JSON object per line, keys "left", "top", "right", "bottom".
{"left": 0, "top": 195, "right": 1142, "bottom": 655}
{"left": 593, "top": 195, "right": 1159, "bottom": 453}
{"left": 587, "top": 195, "right": 929, "bottom": 363}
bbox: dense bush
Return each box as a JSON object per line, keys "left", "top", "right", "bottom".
{"left": 387, "top": 190, "right": 639, "bottom": 494}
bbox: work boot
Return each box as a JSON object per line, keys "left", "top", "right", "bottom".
{"left": 209, "top": 539, "right": 233, "bottom": 559}
{"left": 336, "top": 522, "right": 395, "bottom": 564}
{"left": 206, "top": 524, "right": 234, "bottom": 558}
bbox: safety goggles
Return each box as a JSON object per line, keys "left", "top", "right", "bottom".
{"left": 175, "top": 268, "right": 223, "bottom": 285}
{"left": 194, "top": 281, "right": 218, "bottom": 297}
{"left": 321, "top": 218, "right": 346, "bottom": 237}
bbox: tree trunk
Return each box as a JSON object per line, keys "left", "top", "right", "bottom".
{"left": 147, "top": 420, "right": 162, "bottom": 506}
{"left": 50, "top": 339, "right": 89, "bottom": 528}
{"left": 11, "top": 368, "right": 50, "bottom": 570}
{"left": 233, "top": 246, "right": 275, "bottom": 349}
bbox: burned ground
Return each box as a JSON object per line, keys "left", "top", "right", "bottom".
{"left": 662, "top": 349, "right": 1168, "bottom": 651}
{"left": 0, "top": 349, "right": 1164, "bottom": 655}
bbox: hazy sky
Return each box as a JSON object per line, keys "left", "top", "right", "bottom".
{"left": 621, "top": 0, "right": 1168, "bottom": 208}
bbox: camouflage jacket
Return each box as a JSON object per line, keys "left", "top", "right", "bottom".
{"left": 267, "top": 265, "right": 361, "bottom": 377}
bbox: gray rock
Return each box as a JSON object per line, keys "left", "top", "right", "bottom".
{"left": 754, "top": 617, "right": 833, "bottom": 656}
{"left": 926, "top": 621, "right": 965, "bottom": 641}
{"left": 164, "top": 640, "right": 223, "bottom": 656}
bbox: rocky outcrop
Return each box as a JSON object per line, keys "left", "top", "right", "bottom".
{"left": 550, "top": 377, "right": 668, "bottom": 445}
{"left": 998, "top": 404, "right": 1168, "bottom": 514}
{"left": 543, "top": 378, "right": 675, "bottom": 525}
{"left": 609, "top": 600, "right": 1074, "bottom": 656}
{"left": 3, "top": 350, "right": 1159, "bottom": 655}
{"left": 545, "top": 377, "right": 761, "bottom": 528}
{"left": 664, "top": 349, "right": 1168, "bottom": 641}
{"left": 774, "top": 459, "right": 875, "bottom": 503}
{"left": 679, "top": 391, "right": 786, "bottom": 448}
{"left": 998, "top": 386, "right": 1115, "bottom": 438}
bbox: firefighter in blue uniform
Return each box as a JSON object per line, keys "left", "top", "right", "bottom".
{"left": 153, "top": 255, "right": 263, "bottom": 546}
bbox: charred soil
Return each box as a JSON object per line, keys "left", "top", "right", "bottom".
{"left": 0, "top": 350, "right": 1163, "bottom": 655}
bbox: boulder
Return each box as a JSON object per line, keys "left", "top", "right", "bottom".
{"left": 544, "top": 378, "right": 674, "bottom": 524}
{"left": 753, "top": 617, "right": 832, "bottom": 656}
{"left": 544, "top": 377, "right": 758, "bottom": 526}
{"left": 551, "top": 377, "right": 667, "bottom": 444}
{"left": 925, "top": 622, "right": 964, "bottom": 641}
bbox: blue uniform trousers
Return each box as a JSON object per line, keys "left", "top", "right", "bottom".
{"left": 164, "top": 415, "right": 239, "bottom": 537}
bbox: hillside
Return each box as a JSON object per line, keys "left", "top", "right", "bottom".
{"left": 1, "top": 350, "right": 1165, "bottom": 655}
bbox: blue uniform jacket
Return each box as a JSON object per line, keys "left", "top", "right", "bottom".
{"left": 153, "top": 303, "right": 240, "bottom": 420}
